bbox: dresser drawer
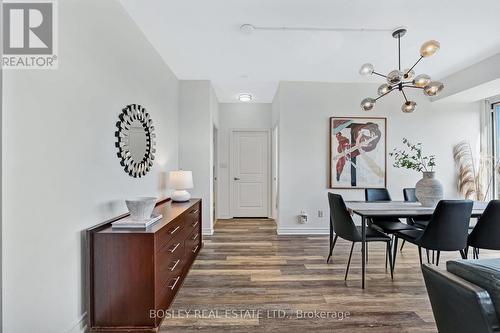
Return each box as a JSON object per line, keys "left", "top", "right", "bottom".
{"left": 155, "top": 273, "right": 183, "bottom": 325}
{"left": 185, "top": 203, "right": 201, "bottom": 226}
{"left": 155, "top": 218, "right": 184, "bottom": 252}
{"left": 185, "top": 227, "right": 201, "bottom": 259}
{"left": 187, "top": 217, "right": 200, "bottom": 233}
{"left": 156, "top": 234, "right": 185, "bottom": 290}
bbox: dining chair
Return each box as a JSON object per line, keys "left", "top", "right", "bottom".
{"left": 327, "top": 192, "right": 394, "bottom": 280}
{"left": 400, "top": 188, "right": 432, "bottom": 252}
{"left": 365, "top": 188, "right": 419, "bottom": 233}
{"left": 392, "top": 200, "right": 473, "bottom": 270}
{"left": 467, "top": 200, "right": 500, "bottom": 259}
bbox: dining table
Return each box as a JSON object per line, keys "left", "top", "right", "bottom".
{"left": 344, "top": 200, "right": 489, "bottom": 289}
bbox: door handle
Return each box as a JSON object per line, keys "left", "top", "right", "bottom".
{"left": 234, "top": 177, "right": 240, "bottom": 181}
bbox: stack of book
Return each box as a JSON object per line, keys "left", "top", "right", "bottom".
{"left": 112, "top": 214, "right": 163, "bottom": 229}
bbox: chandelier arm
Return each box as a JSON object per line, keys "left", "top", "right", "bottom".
{"left": 372, "top": 71, "right": 387, "bottom": 78}
{"left": 403, "top": 85, "right": 425, "bottom": 90}
{"left": 405, "top": 56, "right": 424, "bottom": 75}
{"left": 401, "top": 89, "right": 409, "bottom": 103}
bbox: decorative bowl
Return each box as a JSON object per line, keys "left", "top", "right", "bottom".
{"left": 125, "top": 197, "right": 157, "bottom": 221}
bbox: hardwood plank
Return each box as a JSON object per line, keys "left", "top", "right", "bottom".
{"left": 160, "top": 218, "right": 499, "bottom": 332}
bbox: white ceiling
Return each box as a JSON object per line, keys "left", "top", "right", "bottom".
{"left": 120, "top": 0, "right": 500, "bottom": 103}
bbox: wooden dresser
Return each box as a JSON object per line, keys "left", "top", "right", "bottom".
{"left": 87, "top": 198, "right": 202, "bottom": 332}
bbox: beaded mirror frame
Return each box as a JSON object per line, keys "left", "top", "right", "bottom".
{"left": 115, "top": 104, "right": 156, "bottom": 178}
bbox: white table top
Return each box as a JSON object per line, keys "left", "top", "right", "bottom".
{"left": 345, "top": 201, "right": 488, "bottom": 218}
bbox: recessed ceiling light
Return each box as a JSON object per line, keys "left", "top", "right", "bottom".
{"left": 238, "top": 94, "right": 252, "bottom": 102}
{"left": 240, "top": 24, "right": 255, "bottom": 34}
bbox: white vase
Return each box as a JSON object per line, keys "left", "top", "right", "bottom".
{"left": 415, "top": 171, "right": 443, "bottom": 207}
{"left": 125, "top": 197, "right": 157, "bottom": 221}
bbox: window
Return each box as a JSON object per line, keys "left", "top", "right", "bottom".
{"left": 493, "top": 102, "right": 500, "bottom": 199}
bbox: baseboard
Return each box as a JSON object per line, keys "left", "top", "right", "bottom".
{"left": 277, "top": 227, "right": 329, "bottom": 235}
{"left": 202, "top": 228, "right": 214, "bottom": 236}
{"left": 66, "top": 312, "right": 87, "bottom": 333}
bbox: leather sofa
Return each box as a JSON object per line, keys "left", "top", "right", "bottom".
{"left": 422, "top": 259, "right": 500, "bottom": 333}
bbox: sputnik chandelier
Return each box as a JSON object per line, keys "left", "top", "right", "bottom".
{"left": 359, "top": 27, "right": 443, "bottom": 113}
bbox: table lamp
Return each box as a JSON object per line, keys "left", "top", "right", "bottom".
{"left": 168, "top": 170, "right": 193, "bottom": 202}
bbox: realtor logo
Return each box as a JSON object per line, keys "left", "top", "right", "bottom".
{"left": 2, "top": 1, "right": 58, "bottom": 69}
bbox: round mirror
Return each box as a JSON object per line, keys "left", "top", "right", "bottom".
{"left": 115, "top": 104, "right": 156, "bottom": 178}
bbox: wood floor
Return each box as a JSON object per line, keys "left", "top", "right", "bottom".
{"left": 161, "top": 219, "right": 497, "bottom": 332}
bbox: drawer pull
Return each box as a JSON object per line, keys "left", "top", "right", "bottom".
{"left": 168, "top": 276, "right": 180, "bottom": 290}
{"left": 192, "top": 245, "right": 199, "bottom": 253}
{"left": 192, "top": 233, "right": 199, "bottom": 241}
{"left": 191, "top": 221, "right": 199, "bottom": 228}
{"left": 168, "top": 242, "right": 181, "bottom": 253}
{"left": 169, "top": 259, "right": 180, "bottom": 271}
{"left": 169, "top": 226, "right": 180, "bottom": 235}
{"left": 191, "top": 209, "right": 199, "bottom": 214}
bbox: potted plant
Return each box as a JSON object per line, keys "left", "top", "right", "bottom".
{"left": 389, "top": 138, "right": 442, "bottom": 207}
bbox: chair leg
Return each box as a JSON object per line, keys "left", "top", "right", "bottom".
{"left": 387, "top": 240, "right": 394, "bottom": 279}
{"left": 471, "top": 247, "right": 479, "bottom": 259}
{"left": 459, "top": 249, "right": 466, "bottom": 259}
{"left": 392, "top": 236, "right": 399, "bottom": 272}
{"left": 366, "top": 242, "right": 368, "bottom": 263}
{"left": 385, "top": 244, "right": 388, "bottom": 272}
{"left": 400, "top": 239, "right": 406, "bottom": 252}
{"left": 418, "top": 247, "right": 423, "bottom": 265}
{"left": 432, "top": 250, "right": 435, "bottom": 264}
{"left": 436, "top": 251, "right": 441, "bottom": 266}
{"left": 386, "top": 235, "right": 394, "bottom": 271}
{"left": 327, "top": 235, "right": 338, "bottom": 263}
{"left": 344, "top": 242, "right": 355, "bottom": 281}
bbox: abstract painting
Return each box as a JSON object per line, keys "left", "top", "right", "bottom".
{"left": 330, "top": 117, "right": 386, "bottom": 189}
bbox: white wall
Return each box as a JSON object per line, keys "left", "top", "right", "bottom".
{"left": 273, "top": 81, "right": 481, "bottom": 234}
{"left": 216, "top": 103, "right": 272, "bottom": 219}
{"left": 2, "top": 1, "right": 179, "bottom": 332}
{"left": 178, "top": 81, "right": 218, "bottom": 234}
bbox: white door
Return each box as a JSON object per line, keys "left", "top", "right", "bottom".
{"left": 230, "top": 130, "right": 270, "bottom": 217}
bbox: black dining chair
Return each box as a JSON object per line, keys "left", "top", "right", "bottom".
{"left": 400, "top": 188, "right": 432, "bottom": 252}
{"left": 467, "top": 200, "right": 500, "bottom": 259}
{"left": 392, "top": 200, "right": 473, "bottom": 269}
{"left": 365, "top": 188, "right": 419, "bottom": 233}
{"left": 327, "top": 192, "right": 393, "bottom": 280}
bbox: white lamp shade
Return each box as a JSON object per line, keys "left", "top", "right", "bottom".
{"left": 168, "top": 170, "right": 193, "bottom": 190}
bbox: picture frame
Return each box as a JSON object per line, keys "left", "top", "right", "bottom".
{"left": 329, "top": 117, "right": 387, "bottom": 189}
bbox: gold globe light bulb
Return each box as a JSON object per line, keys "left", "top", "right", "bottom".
{"left": 413, "top": 74, "right": 431, "bottom": 88}
{"left": 387, "top": 70, "right": 403, "bottom": 85}
{"left": 361, "top": 97, "right": 376, "bottom": 111}
{"left": 423, "top": 81, "right": 444, "bottom": 97}
{"left": 420, "top": 40, "right": 440, "bottom": 57}
{"left": 377, "top": 84, "right": 392, "bottom": 96}
{"left": 359, "top": 63, "right": 374, "bottom": 76}
{"left": 402, "top": 101, "right": 417, "bottom": 113}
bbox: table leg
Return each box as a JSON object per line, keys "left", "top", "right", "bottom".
{"left": 361, "top": 216, "right": 366, "bottom": 289}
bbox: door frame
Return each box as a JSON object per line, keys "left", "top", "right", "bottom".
{"left": 271, "top": 125, "right": 279, "bottom": 220}
{"left": 489, "top": 98, "right": 500, "bottom": 199}
{"left": 229, "top": 128, "right": 272, "bottom": 218}
{"left": 212, "top": 125, "right": 218, "bottom": 223}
